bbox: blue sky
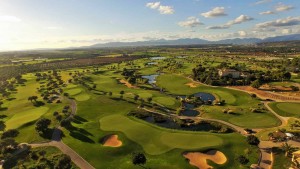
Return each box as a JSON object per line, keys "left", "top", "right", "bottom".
{"left": 0, "top": 0, "right": 299, "bottom": 50}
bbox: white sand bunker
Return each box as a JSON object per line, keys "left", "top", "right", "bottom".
{"left": 183, "top": 150, "right": 227, "bottom": 169}
{"left": 186, "top": 82, "right": 199, "bottom": 88}
{"left": 102, "top": 135, "right": 122, "bottom": 147}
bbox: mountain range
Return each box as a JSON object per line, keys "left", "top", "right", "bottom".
{"left": 89, "top": 34, "right": 300, "bottom": 48}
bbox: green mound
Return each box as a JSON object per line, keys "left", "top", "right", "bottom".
{"left": 66, "top": 88, "right": 82, "bottom": 96}
{"left": 154, "top": 97, "right": 176, "bottom": 106}
{"left": 75, "top": 94, "right": 91, "bottom": 101}
{"left": 6, "top": 107, "right": 49, "bottom": 129}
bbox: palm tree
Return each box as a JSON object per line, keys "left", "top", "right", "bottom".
{"left": 281, "top": 142, "right": 294, "bottom": 157}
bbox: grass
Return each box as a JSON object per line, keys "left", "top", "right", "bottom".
{"left": 100, "top": 114, "right": 223, "bottom": 155}
{"left": 157, "top": 74, "right": 281, "bottom": 128}
{"left": 5, "top": 107, "right": 49, "bottom": 129}
{"left": 5, "top": 60, "right": 263, "bottom": 168}
{"left": 268, "top": 102, "right": 300, "bottom": 117}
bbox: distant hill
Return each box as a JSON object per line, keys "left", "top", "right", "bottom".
{"left": 88, "top": 34, "right": 300, "bottom": 48}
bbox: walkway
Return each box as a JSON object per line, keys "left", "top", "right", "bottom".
{"left": 27, "top": 99, "right": 95, "bottom": 169}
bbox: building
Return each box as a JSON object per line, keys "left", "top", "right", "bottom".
{"left": 218, "top": 69, "right": 241, "bottom": 78}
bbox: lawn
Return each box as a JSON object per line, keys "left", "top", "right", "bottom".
{"left": 157, "top": 74, "right": 281, "bottom": 128}
{"left": 5, "top": 107, "right": 49, "bottom": 129}
{"left": 268, "top": 102, "right": 300, "bottom": 117}
{"left": 6, "top": 64, "right": 261, "bottom": 169}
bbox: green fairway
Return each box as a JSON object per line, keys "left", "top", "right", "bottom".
{"left": 74, "top": 93, "right": 91, "bottom": 101}
{"left": 157, "top": 74, "right": 281, "bottom": 128}
{"left": 6, "top": 107, "right": 49, "bottom": 129}
{"left": 269, "top": 102, "right": 300, "bottom": 117}
{"left": 153, "top": 97, "right": 176, "bottom": 106}
{"left": 100, "top": 114, "right": 223, "bottom": 155}
{"left": 66, "top": 88, "right": 82, "bottom": 95}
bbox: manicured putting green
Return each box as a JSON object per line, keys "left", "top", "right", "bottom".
{"left": 228, "top": 113, "right": 281, "bottom": 128}
{"left": 6, "top": 107, "right": 49, "bottom": 129}
{"left": 269, "top": 102, "right": 300, "bottom": 117}
{"left": 154, "top": 97, "right": 176, "bottom": 106}
{"left": 66, "top": 88, "right": 82, "bottom": 96}
{"left": 138, "top": 92, "right": 153, "bottom": 98}
{"left": 74, "top": 93, "right": 90, "bottom": 101}
{"left": 100, "top": 115, "right": 223, "bottom": 155}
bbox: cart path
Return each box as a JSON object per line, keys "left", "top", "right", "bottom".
{"left": 26, "top": 99, "right": 95, "bottom": 169}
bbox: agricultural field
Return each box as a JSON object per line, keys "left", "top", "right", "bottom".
{"left": 0, "top": 46, "right": 299, "bottom": 169}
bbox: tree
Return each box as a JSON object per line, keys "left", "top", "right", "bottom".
{"left": 134, "top": 95, "right": 139, "bottom": 102}
{"left": 246, "top": 135, "right": 260, "bottom": 146}
{"left": 132, "top": 152, "right": 147, "bottom": 168}
{"left": 120, "top": 91, "right": 125, "bottom": 99}
{"left": 35, "top": 118, "right": 51, "bottom": 134}
{"left": 147, "top": 97, "right": 152, "bottom": 103}
{"left": 236, "top": 155, "right": 249, "bottom": 165}
{"left": 1, "top": 129, "right": 19, "bottom": 139}
{"left": 251, "top": 80, "right": 261, "bottom": 89}
{"left": 0, "top": 121, "right": 6, "bottom": 131}
{"left": 281, "top": 142, "right": 294, "bottom": 157}
{"left": 55, "top": 154, "right": 72, "bottom": 169}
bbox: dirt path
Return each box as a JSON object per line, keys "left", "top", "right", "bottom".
{"left": 263, "top": 101, "right": 289, "bottom": 127}
{"left": 26, "top": 98, "right": 95, "bottom": 169}
{"left": 227, "top": 86, "right": 300, "bottom": 102}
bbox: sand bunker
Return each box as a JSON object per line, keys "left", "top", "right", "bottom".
{"left": 183, "top": 150, "right": 227, "bottom": 169}
{"left": 102, "top": 135, "right": 122, "bottom": 147}
{"left": 186, "top": 82, "right": 199, "bottom": 88}
{"left": 119, "top": 79, "right": 138, "bottom": 88}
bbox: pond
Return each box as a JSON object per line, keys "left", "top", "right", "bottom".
{"left": 150, "top": 57, "right": 166, "bottom": 60}
{"left": 179, "top": 92, "right": 216, "bottom": 102}
{"left": 142, "top": 74, "right": 159, "bottom": 84}
{"left": 142, "top": 116, "right": 230, "bottom": 132}
{"left": 178, "top": 92, "right": 215, "bottom": 117}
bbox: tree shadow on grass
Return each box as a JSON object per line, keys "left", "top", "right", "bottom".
{"left": 70, "top": 131, "right": 95, "bottom": 143}
{"left": 0, "top": 115, "right": 7, "bottom": 119}
{"left": 33, "top": 101, "right": 45, "bottom": 107}
{"left": 0, "top": 107, "right": 8, "bottom": 111}
{"left": 6, "top": 98, "right": 16, "bottom": 101}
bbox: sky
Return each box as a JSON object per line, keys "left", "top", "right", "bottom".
{"left": 0, "top": 0, "right": 299, "bottom": 51}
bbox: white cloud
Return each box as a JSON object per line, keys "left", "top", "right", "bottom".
{"left": 275, "top": 3, "right": 294, "bottom": 12}
{"left": 281, "top": 29, "right": 292, "bottom": 34}
{"left": 254, "top": 0, "right": 272, "bottom": 5}
{"left": 238, "top": 31, "right": 247, "bottom": 37}
{"left": 146, "top": 2, "right": 174, "bottom": 15}
{"left": 146, "top": 2, "right": 160, "bottom": 9}
{"left": 227, "top": 15, "right": 253, "bottom": 25}
{"left": 158, "top": 5, "right": 174, "bottom": 14}
{"left": 178, "top": 17, "right": 203, "bottom": 28}
{"left": 201, "top": 7, "right": 227, "bottom": 18}
{"left": 207, "top": 25, "right": 229, "bottom": 29}
{"left": 259, "top": 11, "right": 275, "bottom": 15}
{"left": 207, "top": 15, "right": 253, "bottom": 29}
{"left": 256, "top": 16, "right": 300, "bottom": 28}
{"left": 0, "top": 15, "right": 21, "bottom": 22}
